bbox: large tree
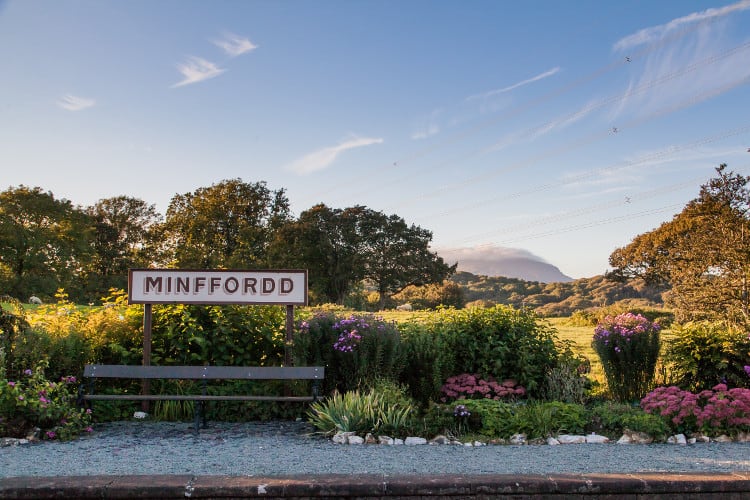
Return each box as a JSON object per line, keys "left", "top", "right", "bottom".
{"left": 609, "top": 165, "right": 750, "bottom": 324}
{"left": 0, "top": 186, "right": 92, "bottom": 301}
{"left": 82, "top": 196, "right": 163, "bottom": 300}
{"left": 162, "top": 179, "right": 291, "bottom": 268}
{"left": 269, "top": 204, "right": 454, "bottom": 307}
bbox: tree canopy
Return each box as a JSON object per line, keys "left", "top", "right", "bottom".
{"left": 609, "top": 165, "right": 750, "bottom": 324}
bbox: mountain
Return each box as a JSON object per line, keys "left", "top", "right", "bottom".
{"left": 442, "top": 247, "right": 573, "bottom": 283}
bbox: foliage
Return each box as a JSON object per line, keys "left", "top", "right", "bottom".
{"left": 293, "top": 312, "right": 404, "bottom": 395}
{"left": 162, "top": 178, "right": 291, "bottom": 268}
{"left": 149, "top": 304, "right": 285, "bottom": 367}
{"left": 542, "top": 342, "right": 590, "bottom": 404}
{"left": 664, "top": 321, "right": 750, "bottom": 391}
{"left": 306, "top": 385, "right": 416, "bottom": 437}
{"left": 398, "top": 306, "right": 559, "bottom": 405}
{"left": 83, "top": 196, "right": 163, "bottom": 302}
{"left": 514, "top": 401, "right": 588, "bottom": 439}
{"left": 391, "top": 280, "right": 465, "bottom": 310}
{"left": 610, "top": 165, "right": 750, "bottom": 325}
{"left": 641, "top": 384, "right": 750, "bottom": 436}
{"left": 440, "top": 373, "right": 525, "bottom": 403}
{"left": 592, "top": 313, "right": 661, "bottom": 402}
{"left": 587, "top": 402, "right": 670, "bottom": 439}
{"left": 0, "top": 186, "right": 92, "bottom": 302}
{"left": 0, "top": 361, "right": 93, "bottom": 440}
{"left": 0, "top": 297, "right": 28, "bottom": 378}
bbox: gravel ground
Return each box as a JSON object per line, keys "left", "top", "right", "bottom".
{"left": 2, "top": 421, "right": 750, "bottom": 478}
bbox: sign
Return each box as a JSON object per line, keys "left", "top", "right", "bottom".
{"left": 128, "top": 269, "right": 308, "bottom": 305}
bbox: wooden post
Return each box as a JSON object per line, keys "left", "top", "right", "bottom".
{"left": 141, "top": 303, "right": 152, "bottom": 412}
{"left": 285, "top": 304, "right": 294, "bottom": 367}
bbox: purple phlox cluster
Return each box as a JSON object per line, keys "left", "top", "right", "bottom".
{"left": 593, "top": 313, "right": 660, "bottom": 343}
{"left": 453, "top": 404, "right": 471, "bottom": 418}
{"left": 61, "top": 375, "right": 76, "bottom": 384}
{"left": 744, "top": 365, "right": 750, "bottom": 377}
{"left": 298, "top": 321, "right": 310, "bottom": 333}
{"left": 45, "top": 431, "right": 56, "bottom": 439}
{"left": 641, "top": 384, "right": 750, "bottom": 432}
{"left": 7, "top": 381, "right": 15, "bottom": 387}
{"left": 23, "top": 369, "right": 33, "bottom": 376}
{"left": 333, "top": 330, "right": 362, "bottom": 352}
{"left": 331, "top": 314, "right": 387, "bottom": 353}
{"left": 440, "top": 373, "right": 526, "bottom": 402}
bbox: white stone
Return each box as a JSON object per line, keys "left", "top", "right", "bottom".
{"left": 585, "top": 433, "right": 609, "bottom": 444}
{"left": 378, "top": 436, "right": 394, "bottom": 445}
{"left": 667, "top": 434, "right": 687, "bottom": 445}
{"left": 547, "top": 437, "right": 560, "bottom": 446}
{"left": 557, "top": 434, "right": 586, "bottom": 444}
{"left": 463, "top": 442, "right": 473, "bottom": 447}
{"left": 713, "top": 434, "right": 733, "bottom": 443}
{"left": 429, "top": 435, "right": 450, "bottom": 445}
{"left": 473, "top": 441, "right": 485, "bottom": 447}
{"left": 348, "top": 435, "right": 364, "bottom": 445}
{"left": 332, "top": 431, "right": 356, "bottom": 445}
{"left": 404, "top": 437, "right": 427, "bottom": 446}
{"left": 133, "top": 411, "right": 148, "bottom": 419}
{"left": 736, "top": 432, "right": 750, "bottom": 443}
{"left": 393, "top": 438, "right": 404, "bottom": 445}
{"left": 364, "top": 433, "right": 377, "bottom": 444}
{"left": 616, "top": 430, "right": 653, "bottom": 445}
{"left": 693, "top": 434, "right": 710, "bottom": 443}
{"left": 509, "top": 433, "right": 526, "bottom": 445}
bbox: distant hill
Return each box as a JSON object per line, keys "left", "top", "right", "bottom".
{"left": 442, "top": 247, "right": 573, "bottom": 283}
{"left": 449, "top": 271, "right": 668, "bottom": 318}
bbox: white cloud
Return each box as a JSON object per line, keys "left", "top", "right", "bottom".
{"left": 285, "top": 136, "right": 384, "bottom": 175}
{"left": 172, "top": 56, "right": 226, "bottom": 88}
{"left": 212, "top": 32, "right": 258, "bottom": 57}
{"left": 467, "top": 67, "right": 561, "bottom": 101}
{"left": 411, "top": 108, "right": 443, "bottom": 140}
{"left": 58, "top": 94, "right": 95, "bottom": 111}
{"left": 614, "top": 0, "right": 750, "bottom": 52}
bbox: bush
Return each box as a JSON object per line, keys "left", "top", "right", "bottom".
{"left": 306, "top": 384, "right": 416, "bottom": 438}
{"left": 664, "top": 321, "right": 750, "bottom": 391}
{"left": 592, "top": 313, "right": 661, "bottom": 402}
{"left": 0, "top": 361, "right": 93, "bottom": 440}
{"left": 399, "top": 306, "right": 559, "bottom": 405}
{"left": 641, "top": 384, "right": 750, "bottom": 437}
{"left": 293, "top": 312, "right": 404, "bottom": 395}
{"left": 587, "top": 402, "right": 669, "bottom": 439}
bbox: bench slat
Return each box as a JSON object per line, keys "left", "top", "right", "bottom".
{"left": 83, "top": 364, "right": 324, "bottom": 380}
{"left": 82, "top": 394, "right": 315, "bottom": 402}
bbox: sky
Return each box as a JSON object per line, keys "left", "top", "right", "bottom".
{"left": 2, "top": 0, "right": 750, "bottom": 279}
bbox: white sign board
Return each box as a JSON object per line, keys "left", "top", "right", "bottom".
{"left": 128, "top": 269, "right": 308, "bottom": 305}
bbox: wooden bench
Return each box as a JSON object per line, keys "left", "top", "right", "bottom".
{"left": 80, "top": 364, "right": 325, "bottom": 431}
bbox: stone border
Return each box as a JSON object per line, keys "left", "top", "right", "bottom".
{"left": 2, "top": 473, "right": 750, "bottom": 498}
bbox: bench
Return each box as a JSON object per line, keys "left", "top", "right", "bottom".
{"left": 80, "top": 364, "right": 325, "bottom": 431}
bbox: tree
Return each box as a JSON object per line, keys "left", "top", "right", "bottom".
{"left": 83, "top": 196, "right": 163, "bottom": 300}
{"left": 161, "top": 179, "right": 290, "bottom": 268}
{"left": 267, "top": 204, "right": 361, "bottom": 304}
{"left": 0, "top": 186, "right": 92, "bottom": 301}
{"left": 609, "top": 165, "right": 750, "bottom": 324}
{"left": 357, "top": 211, "right": 455, "bottom": 309}
{"left": 268, "top": 204, "right": 455, "bottom": 308}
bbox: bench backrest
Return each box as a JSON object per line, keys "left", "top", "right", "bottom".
{"left": 83, "top": 364, "right": 324, "bottom": 380}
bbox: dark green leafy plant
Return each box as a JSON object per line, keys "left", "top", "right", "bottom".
{"left": 664, "top": 321, "right": 750, "bottom": 391}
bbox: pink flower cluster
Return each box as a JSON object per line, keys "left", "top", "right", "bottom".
{"left": 641, "top": 384, "right": 750, "bottom": 433}
{"left": 440, "top": 373, "right": 526, "bottom": 403}
{"left": 593, "top": 312, "right": 660, "bottom": 343}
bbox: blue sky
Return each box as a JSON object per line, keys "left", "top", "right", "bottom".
{"left": 2, "top": 0, "right": 750, "bottom": 279}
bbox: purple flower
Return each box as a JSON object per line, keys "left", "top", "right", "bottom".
{"left": 453, "top": 404, "right": 471, "bottom": 418}
{"left": 744, "top": 366, "right": 750, "bottom": 377}
{"left": 7, "top": 381, "right": 15, "bottom": 387}
{"left": 23, "top": 369, "right": 33, "bottom": 376}
{"left": 45, "top": 431, "right": 56, "bottom": 439}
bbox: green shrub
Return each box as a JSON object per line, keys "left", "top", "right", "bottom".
{"left": 588, "top": 402, "right": 669, "bottom": 439}
{"left": 665, "top": 321, "right": 750, "bottom": 391}
{"left": 306, "top": 390, "right": 380, "bottom": 436}
{"left": 293, "top": 312, "right": 404, "bottom": 395}
{"left": 592, "top": 313, "right": 661, "bottom": 402}
{"left": 399, "top": 306, "right": 559, "bottom": 405}
{"left": 542, "top": 341, "right": 590, "bottom": 404}
{"left": 514, "top": 401, "right": 587, "bottom": 439}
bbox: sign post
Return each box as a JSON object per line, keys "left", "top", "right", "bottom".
{"left": 128, "top": 269, "right": 308, "bottom": 407}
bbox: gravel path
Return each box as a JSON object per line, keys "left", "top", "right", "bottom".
{"left": 2, "top": 421, "right": 750, "bottom": 478}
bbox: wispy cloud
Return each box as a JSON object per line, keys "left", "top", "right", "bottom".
{"left": 614, "top": 0, "right": 750, "bottom": 52}
{"left": 58, "top": 94, "right": 95, "bottom": 111}
{"left": 411, "top": 108, "right": 443, "bottom": 140}
{"left": 212, "top": 32, "right": 258, "bottom": 57}
{"left": 467, "top": 67, "right": 561, "bottom": 101}
{"left": 172, "top": 56, "right": 225, "bottom": 88}
{"left": 285, "top": 136, "right": 384, "bottom": 175}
